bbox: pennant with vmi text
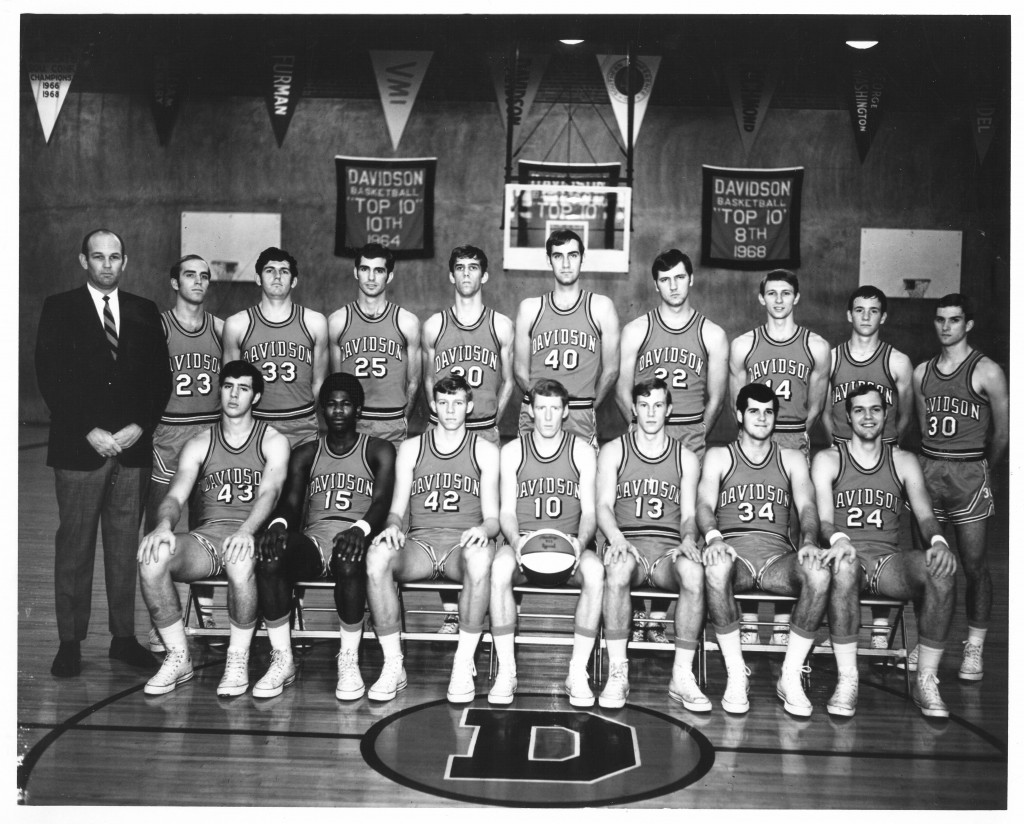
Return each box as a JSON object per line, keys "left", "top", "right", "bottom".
{"left": 597, "top": 54, "right": 661, "bottom": 147}
{"left": 486, "top": 52, "right": 550, "bottom": 130}
{"left": 27, "top": 59, "right": 76, "bottom": 143}
{"left": 151, "top": 53, "right": 187, "bottom": 146}
{"left": 847, "top": 60, "right": 886, "bottom": 163}
{"left": 370, "top": 51, "right": 432, "bottom": 151}
{"left": 725, "top": 63, "right": 778, "bottom": 157}
{"left": 266, "top": 52, "right": 304, "bottom": 148}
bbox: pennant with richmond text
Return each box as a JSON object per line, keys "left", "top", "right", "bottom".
{"left": 370, "top": 51, "right": 432, "bottom": 151}
{"left": 266, "top": 52, "right": 304, "bottom": 147}
{"left": 486, "top": 52, "right": 550, "bottom": 130}
{"left": 27, "top": 59, "right": 76, "bottom": 143}
{"left": 151, "top": 53, "right": 187, "bottom": 146}
{"left": 724, "top": 63, "right": 778, "bottom": 157}
{"left": 597, "top": 54, "right": 661, "bottom": 147}
{"left": 848, "top": 62, "right": 886, "bottom": 162}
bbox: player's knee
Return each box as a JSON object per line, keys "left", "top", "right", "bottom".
{"left": 704, "top": 560, "right": 732, "bottom": 592}
{"left": 831, "top": 560, "right": 859, "bottom": 594}
{"left": 364, "top": 541, "right": 394, "bottom": 582}
{"left": 578, "top": 553, "right": 605, "bottom": 592}
{"left": 677, "top": 561, "right": 705, "bottom": 596}
{"left": 604, "top": 557, "right": 633, "bottom": 590}
{"left": 462, "top": 543, "right": 493, "bottom": 583}
{"left": 801, "top": 563, "right": 832, "bottom": 594}
{"left": 256, "top": 554, "right": 284, "bottom": 580}
{"left": 331, "top": 554, "right": 365, "bottom": 582}
{"left": 490, "top": 546, "right": 518, "bottom": 582}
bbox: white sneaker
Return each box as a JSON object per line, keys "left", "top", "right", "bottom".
{"left": 598, "top": 661, "right": 630, "bottom": 709}
{"left": 645, "top": 625, "right": 670, "bottom": 644}
{"left": 438, "top": 613, "right": 460, "bottom": 635}
{"left": 740, "top": 626, "right": 759, "bottom": 645}
{"left": 447, "top": 657, "right": 477, "bottom": 703}
{"left": 771, "top": 627, "right": 790, "bottom": 646}
{"left": 871, "top": 629, "right": 890, "bottom": 650}
{"left": 913, "top": 671, "right": 949, "bottom": 718}
{"left": 897, "top": 643, "right": 919, "bottom": 672}
{"left": 488, "top": 667, "right": 518, "bottom": 705}
{"left": 826, "top": 667, "right": 859, "bottom": 717}
{"left": 630, "top": 610, "right": 647, "bottom": 644}
{"left": 668, "top": 668, "right": 712, "bottom": 712}
{"left": 144, "top": 646, "right": 193, "bottom": 695}
{"left": 335, "top": 649, "right": 365, "bottom": 700}
{"left": 722, "top": 665, "right": 750, "bottom": 714}
{"left": 959, "top": 641, "right": 984, "bottom": 681}
{"left": 368, "top": 655, "right": 407, "bottom": 701}
{"left": 148, "top": 627, "right": 165, "bottom": 654}
{"left": 564, "top": 665, "right": 595, "bottom": 707}
{"left": 217, "top": 648, "right": 250, "bottom": 696}
{"left": 252, "top": 649, "right": 296, "bottom": 698}
{"left": 776, "top": 663, "right": 813, "bottom": 717}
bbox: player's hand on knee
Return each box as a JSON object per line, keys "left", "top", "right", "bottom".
{"left": 602, "top": 539, "right": 634, "bottom": 566}
{"left": 701, "top": 537, "right": 735, "bottom": 567}
{"left": 334, "top": 528, "right": 368, "bottom": 563}
{"left": 673, "top": 535, "right": 702, "bottom": 564}
{"left": 460, "top": 525, "right": 488, "bottom": 550}
{"left": 821, "top": 539, "right": 856, "bottom": 573}
{"left": 223, "top": 529, "right": 256, "bottom": 564}
{"left": 797, "top": 543, "right": 823, "bottom": 570}
{"left": 138, "top": 528, "right": 175, "bottom": 565}
{"left": 925, "top": 543, "right": 957, "bottom": 578}
{"left": 374, "top": 524, "right": 405, "bottom": 552}
{"left": 258, "top": 522, "right": 288, "bottom": 562}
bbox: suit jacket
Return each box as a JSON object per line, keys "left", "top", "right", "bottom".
{"left": 35, "top": 285, "right": 172, "bottom": 470}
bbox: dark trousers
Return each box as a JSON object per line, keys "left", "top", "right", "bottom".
{"left": 53, "top": 459, "right": 148, "bottom": 641}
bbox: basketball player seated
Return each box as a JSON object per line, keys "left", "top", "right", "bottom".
{"left": 138, "top": 361, "right": 290, "bottom": 696}
{"left": 597, "top": 378, "right": 709, "bottom": 710}
{"left": 489, "top": 379, "right": 604, "bottom": 707}
{"left": 697, "top": 383, "right": 831, "bottom": 716}
{"left": 365, "top": 375, "right": 500, "bottom": 703}
{"left": 813, "top": 385, "right": 957, "bottom": 718}
{"left": 254, "top": 373, "right": 396, "bottom": 699}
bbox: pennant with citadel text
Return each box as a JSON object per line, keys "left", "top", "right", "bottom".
{"left": 370, "top": 51, "right": 433, "bottom": 151}
{"left": 486, "top": 52, "right": 549, "bottom": 130}
{"left": 597, "top": 54, "right": 661, "bottom": 147}
{"left": 27, "top": 58, "right": 76, "bottom": 143}
{"left": 151, "top": 52, "right": 187, "bottom": 146}
{"left": 266, "top": 51, "right": 304, "bottom": 147}
{"left": 724, "top": 63, "right": 778, "bottom": 157}
{"left": 847, "top": 59, "right": 886, "bottom": 163}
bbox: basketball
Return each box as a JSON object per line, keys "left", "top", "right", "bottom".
{"left": 518, "top": 528, "right": 579, "bottom": 586}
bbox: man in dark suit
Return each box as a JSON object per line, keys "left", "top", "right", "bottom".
{"left": 35, "top": 228, "right": 172, "bottom": 677}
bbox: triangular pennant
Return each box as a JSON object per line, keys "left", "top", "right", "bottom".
{"left": 596, "top": 54, "right": 661, "bottom": 147}
{"left": 486, "top": 52, "right": 550, "bottom": 130}
{"left": 724, "top": 63, "right": 778, "bottom": 157}
{"left": 370, "top": 51, "right": 432, "bottom": 151}
{"left": 266, "top": 51, "right": 304, "bottom": 148}
{"left": 151, "top": 53, "right": 187, "bottom": 146}
{"left": 27, "top": 59, "right": 76, "bottom": 143}
{"left": 967, "top": 39, "right": 1000, "bottom": 167}
{"left": 847, "top": 60, "right": 886, "bottom": 163}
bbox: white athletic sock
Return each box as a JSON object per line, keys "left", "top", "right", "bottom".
{"left": 773, "top": 612, "right": 791, "bottom": 631}
{"left": 379, "top": 632, "right": 402, "bottom": 660}
{"left": 493, "top": 632, "right": 516, "bottom": 674}
{"left": 570, "top": 632, "right": 596, "bottom": 669}
{"left": 715, "top": 628, "right": 745, "bottom": 671}
{"left": 339, "top": 625, "right": 362, "bottom": 655}
{"left": 832, "top": 641, "right": 858, "bottom": 672}
{"left": 783, "top": 630, "right": 815, "bottom": 670}
{"left": 455, "top": 630, "right": 481, "bottom": 663}
{"left": 159, "top": 620, "right": 187, "bottom": 651}
{"left": 228, "top": 623, "right": 255, "bottom": 653}
{"left": 741, "top": 611, "right": 758, "bottom": 629}
{"left": 672, "top": 645, "right": 696, "bottom": 672}
{"left": 918, "top": 643, "right": 944, "bottom": 675}
{"left": 606, "top": 637, "right": 628, "bottom": 664}
{"left": 266, "top": 621, "right": 292, "bottom": 653}
{"left": 967, "top": 626, "right": 988, "bottom": 647}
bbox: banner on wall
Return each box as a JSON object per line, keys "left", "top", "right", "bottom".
{"left": 266, "top": 52, "right": 304, "bottom": 147}
{"left": 486, "top": 52, "right": 549, "bottom": 130}
{"left": 516, "top": 161, "right": 622, "bottom": 249}
{"left": 370, "top": 51, "right": 432, "bottom": 151}
{"left": 334, "top": 156, "right": 436, "bottom": 259}
{"left": 27, "top": 58, "right": 76, "bottom": 143}
{"left": 847, "top": 62, "right": 886, "bottom": 162}
{"left": 701, "top": 165, "right": 803, "bottom": 270}
{"left": 724, "top": 63, "right": 778, "bottom": 157}
{"left": 151, "top": 53, "right": 187, "bottom": 146}
{"left": 597, "top": 54, "right": 661, "bottom": 147}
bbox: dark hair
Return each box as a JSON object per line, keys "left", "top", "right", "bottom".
{"left": 529, "top": 378, "right": 569, "bottom": 407}
{"left": 355, "top": 243, "right": 396, "bottom": 273}
{"left": 433, "top": 374, "right": 473, "bottom": 403}
{"left": 847, "top": 285, "right": 888, "bottom": 314}
{"left": 81, "top": 228, "right": 126, "bottom": 258}
{"left": 219, "top": 359, "right": 265, "bottom": 398}
{"left": 651, "top": 249, "right": 693, "bottom": 282}
{"left": 631, "top": 377, "right": 672, "bottom": 406}
{"left": 545, "top": 229, "right": 585, "bottom": 258}
{"left": 448, "top": 245, "right": 488, "bottom": 275}
{"left": 319, "top": 372, "right": 364, "bottom": 409}
{"left": 937, "top": 292, "right": 974, "bottom": 322}
{"left": 759, "top": 268, "right": 799, "bottom": 296}
{"left": 170, "top": 254, "right": 208, "bottom": 284}
{"left": 736, "top": 382, "right": 780, "bottom": 415}
{"left": 844, "top": 383, "right": 888, "bottom": 416}
{"left": 255, "top": 247, "right": 299, "bottom": 279}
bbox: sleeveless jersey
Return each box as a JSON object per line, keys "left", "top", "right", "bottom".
{"left": 516, "top": 432, "right": 582, "bottom": 535}
{"left": 633, "top": 309, "right": 709, "bottom": 425}
{"left": 829, "top": 342, "right": 898, "bottom": 443}
{"left": 304, "top": 434, "right": 375, "bottom": 529}
{"left": 715, "top": 442, "right": 792, "bottom": 540}
{"left": 528, "top": 291, "right": 602, "bottom": 410}
{"left": 160, "top": 310, "right": 222, "bottom": 424}
{"left": 431, "top": 307, "right": 502, "bottom": 430}
{"left": 408, "top": 431, "right": 483, "bottom": 532}
{"left": 832, "top": 442, "right": 903, "bottom": 547}
{"left": 613, "top": 433, "right": 684, "bottom": 544}
{"left": 338, "top": 302, "right": 409, "bottom": 422}
{"left": 195, "top": 421, "right": 268, "bottom": 524}
{"left": 240, "top": 305, "right": 316, "bottom": 421}
{"left": 742, "top": 325, "right": 815, "bottom": 433}
{"left": 919, "top": 350, "right": 991, "bottom": 460}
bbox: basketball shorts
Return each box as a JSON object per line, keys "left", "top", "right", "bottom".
{"left": 853, "top": 540, "right": 899, "bottom": 596}
{"left": 175, "top": 519, "right": 248, "bottom": 577}
{"left": 772, "top": 430, "right": 810, "bottom": 459}
{"left": 303, "top": 519, "right": 358, "bottom": 577}
{"left": 518, "top": 404, "right": 596, "bottom": 446}
{"left": 357, "top": 416, "right": 408, "bottom": 444}
{"left": 723, "top": 532, "right": 794, "bottom": 590}
{"left": 151, "top": 422, "right": 215, "bottom": 485}
{"left": 614, "top": 533, "right": 681, "bottom": 587}
{"left": 255, "top": 411, "right": 320, "bottom": 449}
{"left": 406, "top": 527, "right": 486, "bottom": 580}
{"left": 918, "top": 455, "right": 993, "bottom": 524}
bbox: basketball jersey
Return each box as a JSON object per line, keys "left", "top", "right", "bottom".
{"left": 195, "top": 421, "right": 268, "bottom": 524}
{"left": 161, "top": 310, "right": 222, "bottom": 424}
{"left": 919, "top": 350, "right": 991, "bottom": 460}
{"left": 613, "top": 433, "right": 684, "bottom": 544}
{"left": 742, "top": 325, "right": 815, "bottom": 433}
{"left": 304, "top": 434, "right": 375, "bottom": 529}
{"left": 408, "top": 431, "right": 483, "bottom": 532}
{"left": 633, "top": 309, "right": 709, "bottom": 425}
{"left": 528, "top": 292, "right": 602, "bottom": 410}
{"left": 832, "top": 442, "right": 903, "bottom": 547}
{"left": 431, "top": 307, "right": 502, "bottom": 430}
{"left": 516, "top": 432, "right": 582, "bottom": 535}
{"left": 829, "top": 342, "right": 898, "bottom": 443}
{"left": 240, "top": 305, "right": 316, "bottom": 421}
{"left": 337, "top": 302, "right": 409, "bottom": 422}
{"left": 715, "top": 442, "right": 792, "bottom": 540}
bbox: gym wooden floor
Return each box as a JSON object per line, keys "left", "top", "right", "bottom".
{"left": 16, "top": 425, "right": 1009, "bottom": 808}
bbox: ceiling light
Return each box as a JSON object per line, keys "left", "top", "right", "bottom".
{"left": 559, "top": 39, "right": 584, "bottom": 45}
{"left": 846, "top": 40, "right": 879, "bottom": 50}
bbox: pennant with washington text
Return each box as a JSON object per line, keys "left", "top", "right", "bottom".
{"left": 597, "top": 54, "right": 661, "bottom": 147}
{"left": 27, "top": 59, "right": 76, "bottom": 143}
{"left": 370, "top": 51, "right": 432, "bottom": 151}
{"left": 486, "top": 52, "right": 550, "bottom": 130}
{"left": 848, "top": 61, "right": 886, "bottom": 163}
{"left": 724, "top": 63, "right": 778, "bottom": 157}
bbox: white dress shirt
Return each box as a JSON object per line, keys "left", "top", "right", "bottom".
{"left": 86, "top": 283, "right": 120, "bottom": 334}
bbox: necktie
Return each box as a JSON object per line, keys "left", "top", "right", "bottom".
{"left": 102, "top": 296, "right": 118, "bottom": 360}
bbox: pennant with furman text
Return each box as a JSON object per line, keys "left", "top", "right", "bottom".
{"left": 724, "top": 63, "right": 778, "bottom": 157}
{"left": 266, "top": 52, "right": 304, "bottom": 148}
{"left": 597, "top": 54, "right": 661, "bottom": 147}
{"left": 27, "top": 59, "right": 76, "bottom": 143}
{"left": 486, "top": 52, "right": 550, "bottom": 130}
{"left": 370, "top": 51, "right": 433, "bottom": 151}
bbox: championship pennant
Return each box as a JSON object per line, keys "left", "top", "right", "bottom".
{"left": 151, "top": 52, "right": 187, "bottom": 146}
{"left": 266, "top": 51, "right": 304, "bottom": 148}
{"left": 724, "top": 63, "right": 778, "bottom": 157}
{"left": 486, "top": 52, "right": 549, "bottom": 130}
{"left": 27, "top": 58, "right": 76, "bottom": 143}
{"left": 370, "top": 51, "right": 433, "bottom": 151}
{"left": 596, "top": 54, "right": 661, "bottom": 147}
